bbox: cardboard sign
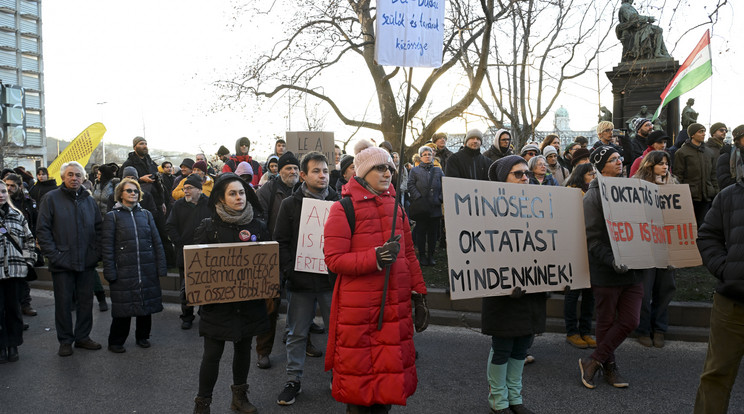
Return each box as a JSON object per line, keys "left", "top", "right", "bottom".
{"left": 597, "top": 174, "right": 702, "bottom": 269}
{"left": 295, "top": 198, "right": 334, "bottom": 274}
{"left": 183, "top": 242, "right": 280, "bottom": 306}
{"left": 285, "top": 131, "right": 336, "bottom": 170}
{"left": 374, "top": 0, "right": 445, "bottom": 68}
{"left": 442, "top": 177, "right": 591, "bottom": 300}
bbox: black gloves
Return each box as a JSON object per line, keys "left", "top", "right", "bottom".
{"left": 612, "top": 260, "right": 628, "bottom": 274}
{"left": 510, "top": 287, "right": 525, "bottom": 299}
{"left": 375, "top": 234, "right": 401, "bottom": 268}
{"left": 412, "top": 292, "right": 429, "bottom": 333}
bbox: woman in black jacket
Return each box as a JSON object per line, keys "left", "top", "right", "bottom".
{"left": 192, "top": 174, "right": 270, "bottom": 414}
{"left": 101, "top": 178, "right": 165, "bottom": 353}
{"left": 407, "top": 146, "right": 443, "bottom": 266}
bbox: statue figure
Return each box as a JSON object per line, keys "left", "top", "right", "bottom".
{"left": 598, "top": 106, "right": 613, "bottom": 123}
{"left": 626, "top": 105, "right": 652, "bottom": 131}
{"left": 653, "top": 116, "right": 666, "bottom": 131}
{"left": 616, "top": 0, "right": 671, "bottom": 61}
{"left": 681, "top": 98, "right": 699, "bottom": 129}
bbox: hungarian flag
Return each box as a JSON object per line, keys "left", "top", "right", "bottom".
{"left": 652, "top": 30, "right": 712, "bottom": 121}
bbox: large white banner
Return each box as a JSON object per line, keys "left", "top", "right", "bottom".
{"left": 442, "top": 177, "right": 591, "bottom": 300}
{"left": 597, "top": 174, "right": 702, "bottom": 269}
{"left": 295, "top": 198, "right": 335, "bottom": 274}
{"left": 375, "top": 0, "right": 445, "bottom": 68}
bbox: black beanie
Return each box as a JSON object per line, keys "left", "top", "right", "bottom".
{"left": 488, "top": 155, "right": 527, "bottom": 182}
{"left": 217, "top": 145, "right": 230, "bottom": 157}
{"left": 278, "top": 151, "right": 300, "bottom": 171}
{"left": 180, "top": 158, "right": 195, "bottom": 169}
{"left": 590, "top": 146, "right": 619, "bottom": 171}
{"left": 339, "top": 155, "right": 354, "bottom": 175}
{"left": 646, "top": 130, "right": 669, "bottom": 147}
{"left": 184, "top": 174, "right": 203, "bottom": 190}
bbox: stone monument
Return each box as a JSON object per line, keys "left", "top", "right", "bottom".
{"left": 606, "top": 0, "right": 680, "bottom": 140}
{"left": 681, "top": 98, "right": 699, "bottom": 129}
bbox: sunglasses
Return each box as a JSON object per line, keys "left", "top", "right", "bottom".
{"left": 525, "top": 151, "right": 537, "bottom": 157}
{"left": 124, "top": 188, "right": 140, "bottom": 194}
{"left": 510, "top": 170, "right": 530, "bottom": 179}
{"left": 372, "top": 164, "right": 395, "bottom": 174}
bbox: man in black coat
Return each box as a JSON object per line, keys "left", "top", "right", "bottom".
{"left": 444, "top": 129, "right": 491, "bottom": 181}
{"left": 431, "top": 132, "right": 454, "bottom": 172}
{"left": 165, "top": 175, "right": 210, "bottom": 330}
{"left": 36, "top": 161, "right": 103, "bottom": 357}
{"left": 274, "top": 151, "right": 339, "bottom": 406}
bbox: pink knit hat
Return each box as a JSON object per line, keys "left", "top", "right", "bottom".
{"left": 354, "top": 139, "right": 395, "bottom": 179}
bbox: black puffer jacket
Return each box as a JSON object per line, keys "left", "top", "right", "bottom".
{"left": 444, "top": 146, "right": 491, "bottom": 181}
{"left": 165, "top": 194, "right": 211, "bottom": 268}
{"left": 481, "top": 293, "right": 547, "bottom": 338}
{"left": 698, "top": 182, "right": 744, "bottom": 304}
{"left": 583, "top": 179, "right": 643, "bottom": 286}
{"left": 102, "top": 203, "right": 165, "bottom": 318}
{"left": 274, "top": 185, "right": 339, "bottom": 292}
{"left": 194, "top": 213, "right": 270, "bottom": 342}
{"left": 28, "top": 179, "right": 57, "bottom": 204}
{"left": 407, "top": 163, "right": 443, "bottom": 218}
{"left": 36, "top": 186, "right": 102, "bottom": 273}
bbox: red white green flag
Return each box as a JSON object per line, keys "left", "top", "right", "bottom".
{"left": 652, "top": 30, "right": 712, "bottom": 121}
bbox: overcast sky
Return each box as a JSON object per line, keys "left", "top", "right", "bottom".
{"left": 41, "top": 1, "right": 741, "bottom": 159}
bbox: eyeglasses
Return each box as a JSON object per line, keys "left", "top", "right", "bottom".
{"left": 124, "top": 189, "right": 140, "bottom": 194}
{"left": 586, "top": 171, "right": 597, "bottom": 176}
{"left": 510, "top": 170, "right": 530, "bottom": 179}
{"left": 372, "top": 164, "right": 395, "bottom": 174}
{"left": 607, "top": 155, "right": 623, "bottom": 163}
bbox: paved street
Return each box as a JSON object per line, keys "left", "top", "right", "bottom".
{"left": 2, "top": 290, "right": 744, "bottom": 414}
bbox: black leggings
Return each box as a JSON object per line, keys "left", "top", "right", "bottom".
{"left": 198, "top": 336, "right": 253, "bottom": 398}
{"left": 416, "top": 216, "right": 440, "bottom": 256}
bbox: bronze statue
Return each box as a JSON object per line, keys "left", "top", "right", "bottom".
{"left": 617, "top": 0, "right": 671, "bottom": 61}
{"left": 598, "top": 106, "right": 613, "bottom": 123}
{"left": 681, "top": 98, "right": 699, "bottom": 129}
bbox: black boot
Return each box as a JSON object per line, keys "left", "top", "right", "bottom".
{"left": 95, "top": 290, "right": 108, "bottom": 312}
{"left": 230, "top": 384, "right": 257, "bottom": 413}
{"left": 193, "top": 396, "right": 211, "bottom": 414}
{"left": 0, "top": 347, "right": 7, "bottom": 364}
{"left": 7, "top": 346, "right": 18, "bottom": 362}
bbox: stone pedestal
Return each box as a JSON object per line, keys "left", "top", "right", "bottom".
{"left": 606, "top": 58, "right": 681, "bottom": 140}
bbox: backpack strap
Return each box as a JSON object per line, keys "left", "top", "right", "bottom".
{"left": 340, "top": 196, "right": 355, "bottom": 235}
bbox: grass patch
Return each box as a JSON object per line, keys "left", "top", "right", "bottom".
{"left": 420, "top": 245, "right": 716, "bottom": 303}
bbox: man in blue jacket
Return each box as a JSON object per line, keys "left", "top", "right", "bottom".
{"left": 36, "top": 161, "right": 103, "bottom": 357}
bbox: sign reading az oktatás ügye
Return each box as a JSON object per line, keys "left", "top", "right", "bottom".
{"left": 442, "top": 177, "right": 590, "bottom": 300}
{"left": 183, "top": 242, "right": 280, "bottom": 306}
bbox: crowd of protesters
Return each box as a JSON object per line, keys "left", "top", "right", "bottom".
{"left": 1, "top": 120, "right": 743, "bottom": 414}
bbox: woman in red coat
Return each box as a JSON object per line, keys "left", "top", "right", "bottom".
{"left": 324, "top": 140, "right": 428, "bottom": 413}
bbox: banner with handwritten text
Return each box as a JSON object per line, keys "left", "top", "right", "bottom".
{"left": 183, "top": 242, "right": 280, "bottom": 306}
{"left": 295, "top": 198, "right": 334, "bottom": 274}
{"left": 375, "top": 0, "right": 445, "bottom": 67}
{"left": 442, "top": 177, "right": 590, "bottom": 300}
{"left": 285, "top": 131, "right": 336, "bottom": 170}
{"left": 597, "top": 174, "right": 702, "bottom": 269}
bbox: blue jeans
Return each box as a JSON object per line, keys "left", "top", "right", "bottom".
{"left": 52, "top": 270, "right": 96, "bottom": 344}
{"left": 564, "top": 288, "right": 594, "bottom": 336}
{"left": 286, "top": 290, "right": 332, "bottom": 381}
{"left": 637, "top": 268, "right": 676, "bottom": 335}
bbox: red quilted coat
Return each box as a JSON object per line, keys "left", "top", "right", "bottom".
{"left": 323, "top": 178, "right": 427, "bottom": 406}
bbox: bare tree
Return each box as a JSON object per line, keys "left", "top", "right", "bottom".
{"left": 466, "top": 0, "right": 616, "bottom": 148}
{"left": 215, "top": 0, "right": 515, "bottom": 158}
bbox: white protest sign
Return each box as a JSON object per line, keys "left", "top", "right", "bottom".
{"left": 442, "top": 177, "right": 591, "bottom": 300}
{"left": 295, "top": 198, "right": 335, "bottom": 274}
{"left": 286, "top": 131, "right": 336, "bottom": 170}
{"left": 597, "top": 174, "right": 702, "bottom": 269}
{"left": 375, "top": 0, "right": 445, "bottom": 68}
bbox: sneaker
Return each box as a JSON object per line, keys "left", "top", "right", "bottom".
{"left": 579, "top": 357, "right": 602, "bottom": 389}
{"left": 58, "top": 343, "right": 73, "bottom": 357}
{"left": 309, "top": 322, "right": 324, "bottom": 334}
{"left": 306, "top": 341, "right": 323, "bottom": 357}
{"left": 108, "top": 345, "right": 126, "bottom": 353}
{"left": 74, "top": 339, "right": 102, "bottom": 350}
{"left": 21, "top": 305, "right": 37, "bottom": 316}
{"left": 581, "top": 335, "right": 597, "bottom": 348}
{"left": 524, "top": 354, "right": 535, "bottom": 364}
{"left": 566, "top": 334, "right": 588, "bottom": 349}
{"left": 637, "top": 335, "right": 653, "bottom": 347}
{"left": 604, "top": 362, "right": 629, "bottom": 388}
{"left": 510, "top": 404, "right": 535, "bottom": 414}
{"left": 653, "top": 332, "right": 665, "bottom": 348}
{"left": 257, "top": 354, "right": 271, "bottom": 369}
{"left": 277, "top": 381, "right": 301, "bottom": 406}
{"left": 136, "top": 339, "right": 151, "bottom": 348}
{"left": 181, "top": 320, "right": 193, "bottom": 330}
